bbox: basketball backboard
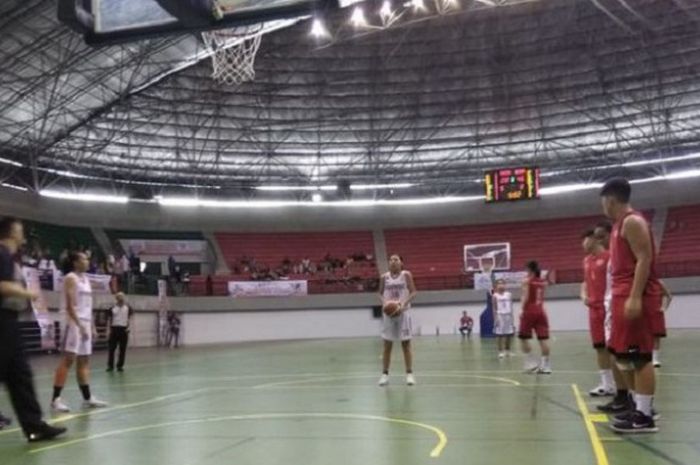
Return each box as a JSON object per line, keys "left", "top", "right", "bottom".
{"left": 463, "top": 243, "right": 511, "bottom": 272}
{"left": 59, "top": 0, "right": 337, "bottom": 45}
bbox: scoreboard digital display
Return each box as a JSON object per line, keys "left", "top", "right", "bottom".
{"left": 484, "top": 167, "right": 540, "bottom": 203}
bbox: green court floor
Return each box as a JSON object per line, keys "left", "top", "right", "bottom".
{"left": 1, "top": 331, "right": 699, "bottom": 465}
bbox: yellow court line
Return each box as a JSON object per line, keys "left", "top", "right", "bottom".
{"left": 254, "top": 373, "right": 520, "bottom": 389}
{"left": 29, "top": 412, "right": 448, "bottom": 458}
{"left": 572, "top": 384, "right": 610, "bottom": 465}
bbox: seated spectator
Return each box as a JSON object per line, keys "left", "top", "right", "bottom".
{"left": 459, "top": 311, "right": 474, "bottom": 339}
{"left": 301, "top": 257, "right": 314, "bottom": 274}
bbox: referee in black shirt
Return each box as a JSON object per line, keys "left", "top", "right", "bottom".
{"left": 0, "top": 217, "right": 66, "bottom": 442}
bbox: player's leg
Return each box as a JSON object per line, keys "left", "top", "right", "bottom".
{"left": 497, "top": 335, "right": 505, "bottom": 358}
{"left": 401, "top": 340, "right": 415, "bottom": 385}
{"left": 610, "top": 295, "right": 658, "bottom": 433}
{"left": 535, "top": 313, "right": 551, "bottom": 374}
{"left": 76, "top": 355, "right": 107, "bottom": 408}
{"left": 599, "top": 356, "right": 632, "bottom": 413}
{"left": 106, "top": 328, "right": 117, "bottom": 372}
{"left": 519, "top": 313, "right": 538, "bottom": 371}
{"left": 379, "top": 340, "right": 393, "bottom": 386}
{"left": 51, "top": 352, "right": 75, "bottom": 412}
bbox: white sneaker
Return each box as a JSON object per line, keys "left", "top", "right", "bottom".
{"left": 536, "top": 366, "right": 552, "bottom": 375}
{"left": 523, "top": 360, "right": 539, "bottom": 373}
{"left": 589, "top": 384, "right": 615, "bottom": 397}
{"left": 406, "top": 373, "right": 416, "bottom": 386}
{"left": 653, "top": 359, "right": 661, "bottom": 368}
{"left": 51, "top": 398, "right": 71, "bottom": 413}
{"left": 83, "top": 397, "right": 108, "bottom": 409}
{"left": 378, "top": 374, "right": 389, "bottom": 387}
{"left": 498, "top": 352, "right": 506, "bottom": 359}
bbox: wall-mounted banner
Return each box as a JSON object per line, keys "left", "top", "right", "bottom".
{"left": 120, "top": 239, "right": 208, "bottom": 262}
{"left": 228, "top": 280, "right": 308, "bottom": 298}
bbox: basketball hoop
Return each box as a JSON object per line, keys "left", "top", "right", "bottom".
{"left": 201, "top": 25, "right": 264, "bottom": 86}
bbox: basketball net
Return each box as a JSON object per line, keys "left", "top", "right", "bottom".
{"left": 201, "top": 25, "right": 264, "bottom": 86}
{"left": 474, "top": 256, "right": 496, "bottom": 291}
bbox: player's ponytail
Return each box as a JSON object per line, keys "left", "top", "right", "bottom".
{"left": 526, "top": 260, "right": 541, "bottom": 278}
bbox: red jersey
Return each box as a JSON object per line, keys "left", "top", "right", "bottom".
{"left": 583, "top": 250, "right": 610, "bottom": 305}
{"left": 523, "top": 277, "right": 546, "bottom": 313}
{"left": 610, "top": 210, "right": 661, "bottom": 297}
{"left": 460, "top": 316, "right": 473, "bottom": 328}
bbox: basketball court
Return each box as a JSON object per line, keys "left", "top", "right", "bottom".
{"left": 2, "top": 1, "right": 700, "bottom": 464}
{"left": 1, "top": 331, "right": 698, "bottom": 465}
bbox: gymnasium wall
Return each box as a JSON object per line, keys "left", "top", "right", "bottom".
{"left": 36, "top": 277, "right": 697, "bottom": 346}
{"left": 177, "top": 283, "right": 700, "bottom": 346}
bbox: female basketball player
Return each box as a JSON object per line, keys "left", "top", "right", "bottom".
{"left": 378, "top": 254, "right": 417, "bottom": 387}
{"left": 51, "top": 252, "right": 107, "bottom": 412}
{"left": 519, "top": 261, "right": 552, "bottom": 374}
{"left": 492, "top": 279, "right": 515, "bottom": 358}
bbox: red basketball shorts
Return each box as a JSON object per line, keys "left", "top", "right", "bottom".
{"left": 518, "top": 311, "right": 549, "bottom": 340}
{"left": 608, "top": 294, "right": 661, "bottom": 360}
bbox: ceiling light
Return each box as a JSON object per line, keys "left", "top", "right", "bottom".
{"left": 408, "top": 0, "right": 427, "bottom": 12}
{"left": 0, "top": 182, "right": 28, "bottom": 192}
{"left": 380, "top": 1, "right": 393, "bottom": 19}
{"left": 39, "top": 190, "right": 129, "bottom": 204}
{"left": 312, "top": 192, "right": 323, "bottom": 203}
{"left": 0, "top": 157, "right": 23, "bottom": 168}
{"left": 350, "top": 6, "right": 368, "bottom": 27}
{"left": 310, "top": 18, "right": 330, "bottom": 38}
{"left": 350, "top": 183, "right": 415, "bottom": 190}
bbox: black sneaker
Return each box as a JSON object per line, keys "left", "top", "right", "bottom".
{"left": 613, "top": 408, "right": 660, "bottom": 424}
{"left": 117, "top": 367, "right": 124, "bottom": 372}
{"left": 611, "top": 411, "right": 658, "bottom": 434}
{"left": 106, "top": 367, "right": 114, "bottom": 372}
{"left": 597, "top": 397, "right": 630, "bottom": 414}
{"left": 26, "top": 423, "right": 67, "bottom": 442}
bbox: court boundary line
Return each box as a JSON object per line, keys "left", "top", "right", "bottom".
{"left": 29, "top": 412, "right": 448, "bottom": 458}
{"left": 572, "top": 383, "right": 610, "bottom": 465}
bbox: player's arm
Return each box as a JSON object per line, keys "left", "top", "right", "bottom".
{"left": 622, "top": 215, "right": 653, "bottom": 319}
{"left": 378, "top": 274, "right": 386, "bottom": 305}
{"left": 400, "top": 271, "right": 417, "bottom": 311}
{"left": 580, "top": 281, "right": 588, "bottom": 306}
{"left": 659, "top": 280, "right": 673, "bottom": 311}
{"left": 0, "top": 281, "right": 36, "bottom": 300}
{"left": 492, "top": 294, "right": 498, "bottom": 320}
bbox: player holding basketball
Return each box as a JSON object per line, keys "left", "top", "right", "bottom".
{"left": 51, "top": 252, "right": 108, "bottom": 412}
{"left": 581, "top": 229, "right": 615, "bottom": 396}
{"left": 492, "top": 279, "right": 515, "bottom": 358}
{"left": 600, "top": 178, "right": 662, "bottom": 433}
{"left": 378, "top": 255, "right": 417, "bottom": 387}
{"left": 519, "top": 261, "right": 551, "bottom": 374}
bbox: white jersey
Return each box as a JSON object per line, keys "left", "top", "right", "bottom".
{"left": 62, "top": 272, "right": 93, "bottom": 322}
{"left": 493, "top": 292, "right": 513, "bottom": 314}
{"left": 382, "top": 271, "right": 410, "bottom": 308}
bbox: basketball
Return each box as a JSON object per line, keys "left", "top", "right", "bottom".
{"left": 383, "top": 301, "right": 401, "bottom": 317}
